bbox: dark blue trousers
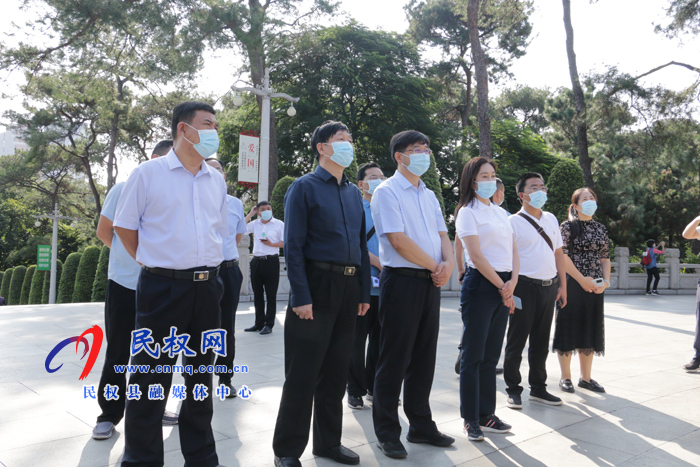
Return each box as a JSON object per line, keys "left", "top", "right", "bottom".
{"left": 122, "top": 269, "right": 223, "bottom": 467}
{"left": 214, "top": 264, "right": 243, "bottom": 383}
{"left": 460, "top": 268, "right": 510, "bottom": 423}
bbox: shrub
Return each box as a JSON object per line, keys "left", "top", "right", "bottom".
{"left": 72, "top": 246, "right": 101, "bottom": 303}
{"left": 422, "top": 153, "right": 446, "bottom": 216}
{"left": 547, "top": 158, "right": 585, "bottom": 222}
{"left": 270, "top": 176, "right": 297, "bottom": 222}
{"left": 20, "top": 265, "right": 36, "bottom": 305}
{"left": 8, "top": 265, "right": 27, "bottom": 305}
{"left": 57, "top": 253, "right": 80, "bottom": 303}
{"left": 29, "top": 269, "right": 46, "bottom": 304}
{"left": 0, "top": 268, "right": 14, "bottom": 300}
{"left": 42, "top": 260, "right": 63, "bottom": 304}
{"left": 91, "top": 246, "right": 110, "bottom": 302}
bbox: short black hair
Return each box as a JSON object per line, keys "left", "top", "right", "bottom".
{"left": 646, "top": 239, "right": 656, "bottom": 248}
{"left": 515, "top": 172, "right": 544, "bottom": 194}
{"left": 310, "top": 121, "right": 350, "bottom": 160}
{"left": 171, "top": 101, "right": 216, "bottom": 140}
{"left": 152, "top": 140, "right": 173, "bottom": 157}
{"left": 357, "top": 162, "right": 381, "bottom": 182}
{"left": 390, "top": 130, "right": 430, "bottom": 165}
{"left": 256, "top": 201, "right": 271, "bottom": 209}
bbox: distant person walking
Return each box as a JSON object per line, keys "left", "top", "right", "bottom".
{"left": 681, "top": 217, "right": 700, "bottom": 372}
{"left": 642, "top": 239, "right": 665, "bottom": 295}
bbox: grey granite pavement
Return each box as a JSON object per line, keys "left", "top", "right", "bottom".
{"left": 1, "top": 294, "right": 699, "bottom": 466}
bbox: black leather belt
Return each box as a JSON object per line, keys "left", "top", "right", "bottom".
{"left": 253, "top": 255, "right": 279, "bottom": 260}
{"left": 384, "top": 266, "right": 432, "bottom": 279}
{"left": 221, "top": 260, "right": 240, "bottom": 269}
{"left": 519, "top": 275, "right": 559, "bottom": 287}
{"left": 143, "top": 265, "right": 220, "bottom": 281}
{"left": 309, "top": 261, "right": 359, "bottom": 276}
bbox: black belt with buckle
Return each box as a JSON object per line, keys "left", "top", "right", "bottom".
{"left": 253, "top": 255, "right": 279, "bottom": 260}
{"left": 143, "top": 265, "right": 221, "bottom": 281}
{"left": 309, "top": 261, "right": 359, "bottom": 276}
{"left": 220, "top": 260, "right": 240, "bottom": 269}
{"left": 519, "top": 275, "right": 559, "bottom": 287}
{"left": 384, "top": 266, "right": 432, "bottom": 279}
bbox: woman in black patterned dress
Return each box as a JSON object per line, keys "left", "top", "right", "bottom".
{"left": 553, "top": 188, "right": 611, "bottom": 393}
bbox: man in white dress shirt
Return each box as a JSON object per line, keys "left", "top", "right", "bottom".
{"left": 243, "top": 201, "right": 284, "bottom": 335}
{"left": 370, "top": 130, "right": 455, "bottom": 459}
{"left": 114, "top": 101, "right": 228, "bottom": 467}
{"left": 504, "top": 172, "right": 568, "bottom": 410}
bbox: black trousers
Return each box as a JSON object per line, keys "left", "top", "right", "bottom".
{"left": 97, "top": 280, "right": 136, "bottom": 425}
{"left": 347, "top": 294, "right": 380, "bottom": 397}
{"left": 251, "top": 255, "right": 280, "bottom": 328}
{"left": 504, "top": 277, "right": 557, "bottom": 396}
{"left": 646, "top": 267, "right": 660, "bottom": 292}
{"left": 694, "top": 278, "right": 700, "bottom": 359}
{"left": 372, "top": 268, "right": 440, "bottom": 443}
{"left": 460, "top": 268, "right": 510, "bottom": 423}
{"left": 214, "top": 264, "right": 243, "bottom": 383}
{"left": 272, "top": 264, "right": 360, "bottom": 458}
{"left": 122, "top": 269, "right": 223, "bottom": 467}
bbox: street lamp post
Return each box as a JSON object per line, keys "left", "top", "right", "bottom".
{"left": 231, "top": 68, "right": 299, "bottom": 201}
{"left": 33, "top": 203, "right": 78, "bottom": 304}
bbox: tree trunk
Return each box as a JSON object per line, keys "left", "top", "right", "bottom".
{"left": 467, "top": 0, "right": 492, "bottom": 159}
{"left": 562, "top": 0, "right": 595, "bottom": 188}
{"left": 106, "top": 77, "right": 124, "bottom": 190}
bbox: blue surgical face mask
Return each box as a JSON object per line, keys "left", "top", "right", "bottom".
{"left": 323, "top": 141, "right": 354, "bottom": 168}
{"left": 365, "top": 179, "right": 383, "bottom": 194}
{"left": 527, "top": 191, "right": 547, "bottom": 209}
{"left": 581, "top": 200, "right": 597, "bottom": 216}
{"left": 260, "top": 210, "right": 273, "bottom": 221}
{"left": 401, "top": 152, "right": 431, "bottom": 177}
{"left": 184, "top": 123, "right": 220, "bottom": 158}
{"left": 475, "top": 180, "right": 497, "bottom": 200}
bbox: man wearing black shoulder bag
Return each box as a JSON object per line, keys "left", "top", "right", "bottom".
{"left": 504, "top": 173, "right": 568, "bottom": 409}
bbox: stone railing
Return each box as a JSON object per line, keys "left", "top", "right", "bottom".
{"left": 236, "top": 242, "right": 699, "bottom": 300}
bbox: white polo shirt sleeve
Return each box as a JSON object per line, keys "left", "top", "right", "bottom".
{"left": 114, "top": 166, "right": 146, "bottom": 231}
{"left": 549, "top": 213, "right": 564, "bottom": 250}
{"left": 455, "top": 206, "right": 478, "bottom": 239}
{"left": 246, "top": 219, "right": 256, "bottom": 234}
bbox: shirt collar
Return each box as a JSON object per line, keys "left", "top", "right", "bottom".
{"left": 315, "top": 164, "right": 348, "bottom": 185}
{"left": 166, "top": 149, "right": 212, "bottom": 176}
{"left": 395, "top": 170, "right": 426, "bottom": 191}
{"left": 473, "top": 198, "right": 492, "bottom": 211}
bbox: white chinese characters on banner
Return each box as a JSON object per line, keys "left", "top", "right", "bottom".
{"left": 238, "top": 135, "right": 260, "bottom": 184}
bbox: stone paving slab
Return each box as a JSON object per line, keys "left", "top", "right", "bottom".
{"left": 0, "top": 294, "right": 699, "bottom": 466}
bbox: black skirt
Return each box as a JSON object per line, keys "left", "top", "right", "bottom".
{"left": 552, "top": 277, "right": 605, "bottom": 356}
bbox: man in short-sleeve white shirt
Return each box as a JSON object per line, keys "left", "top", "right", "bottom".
{"left": 504, "top": 172, "right": 568, "bottom": 410}
{"left": 370, "top": 130, "right": 455, "bottom": 459}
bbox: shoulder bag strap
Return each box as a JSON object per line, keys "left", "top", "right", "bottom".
{"left": 516, "top": 212, "right": 554, "bottom": 251}
{"left": 367, "top": 226, "right": 376, "bottom": 241}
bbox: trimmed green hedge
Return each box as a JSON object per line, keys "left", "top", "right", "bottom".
{"left": 20, "top": 265, "right": 36, "bottom": 305}
{"left": 42, "top": 260, "right": 63, "bottom": 304}
{"left": 91, "top": 246, "right": 110, "bottom": 302}
{"left": 72, "top": 246, "right": 101, "bottom": 303}
{"left": 8, "top": 265, "right": 27, "bottom": 305}
{"left": 29, "top": 269, "right": 46, "bottom": 304}
{"left": 548, "top": 158, "right": 585, "bottom": 222}
{"left": 0, "top": 268, "right": 14, "bottom": 300}
{"left": 57, "top": 253, "right": 80, "bottom": 303}
{"left": 270, "top": 176, "right": 297, "bottom": 222}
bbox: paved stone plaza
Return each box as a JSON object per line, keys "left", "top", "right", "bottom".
{"left": 1, "top": 294, "right": 699, "bottom": 466}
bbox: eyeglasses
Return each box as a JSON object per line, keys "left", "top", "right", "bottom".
{"left": 525, "top": 186, "right": 548, "bottom": 193}
{"left": 401, "top": 148, "right": 432, "bottom": 156}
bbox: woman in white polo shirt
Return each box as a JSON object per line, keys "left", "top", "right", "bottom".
{"left": 456, "top": 156, "right": 519, "bottom": 442}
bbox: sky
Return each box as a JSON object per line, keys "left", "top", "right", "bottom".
{"left": 0, "top": 0, "right": 698, "bottom": 181}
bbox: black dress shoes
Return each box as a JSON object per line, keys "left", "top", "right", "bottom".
{"left": 377, "top": 439, "right": 408, "bottom": 459}
{"left": 274, "top": 456, "right": 301, "bottom": 467}
{"left": 559, "top": 379, "right": 575, "bottom": 393}
{"left": 578, "top": 378, "right": 605, "bottom": 393}
{"left": 260, "top": 325, "right": 273, "bottom": 335}
{"left": 312, "top": 445, "right": 360, "bottom": 465}
{"left": 244, "top": 325, "right": 263, "bottom": 332}
{"left": 406, "top": 430, "right": 455, "bottom": 447}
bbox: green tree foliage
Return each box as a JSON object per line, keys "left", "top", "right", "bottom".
{"left": 20, "top": 265, "right": 36, "bottom": 305}
{"left": 547, "top": 158, "right": 585, "bottom": 222}
{"left": 270, "top": 176, "right": 297, "bottom": 222}
{"left": 91, "top": 246, "right": 110, "bottom": 302}
{"left": 423, "top": 154, "right": 446, "bottom": 216}
{"left": 658, "top": 0, "right": 700, "bottom": 36}
{"left": 8, "top": 265, "right": 27, "bottom": 305}
{"left": 72, "top": 246, "right": 101, "bottom": 303}
{"left": 29, "top": 269, "right": 46, "bottom": 304}
{"left": 0, "top": 197, "right": 37, "bottom": 267}
{"left": 57, "top": 253, "right": 80, "bottom": 303}
{"left": 0, "top": 268, "right": 14, "bottom": 299}
{"left": 42, "top": 259, "right": 63, "bottom": 304}
{"left": 492, "top": 86, "right": 550, "bottom": 134}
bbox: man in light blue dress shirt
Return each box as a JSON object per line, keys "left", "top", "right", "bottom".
{"left": 205, "top": 157, "right": 247, "bottom": 398}
{"left": 370, "top": 130, "right": 455, "bottom": 459}
{"left": 92, "top": 140, "right": 177, "bottom": 441}
{"left": 114, "top": 101, "right": 228, "bottom": 467}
